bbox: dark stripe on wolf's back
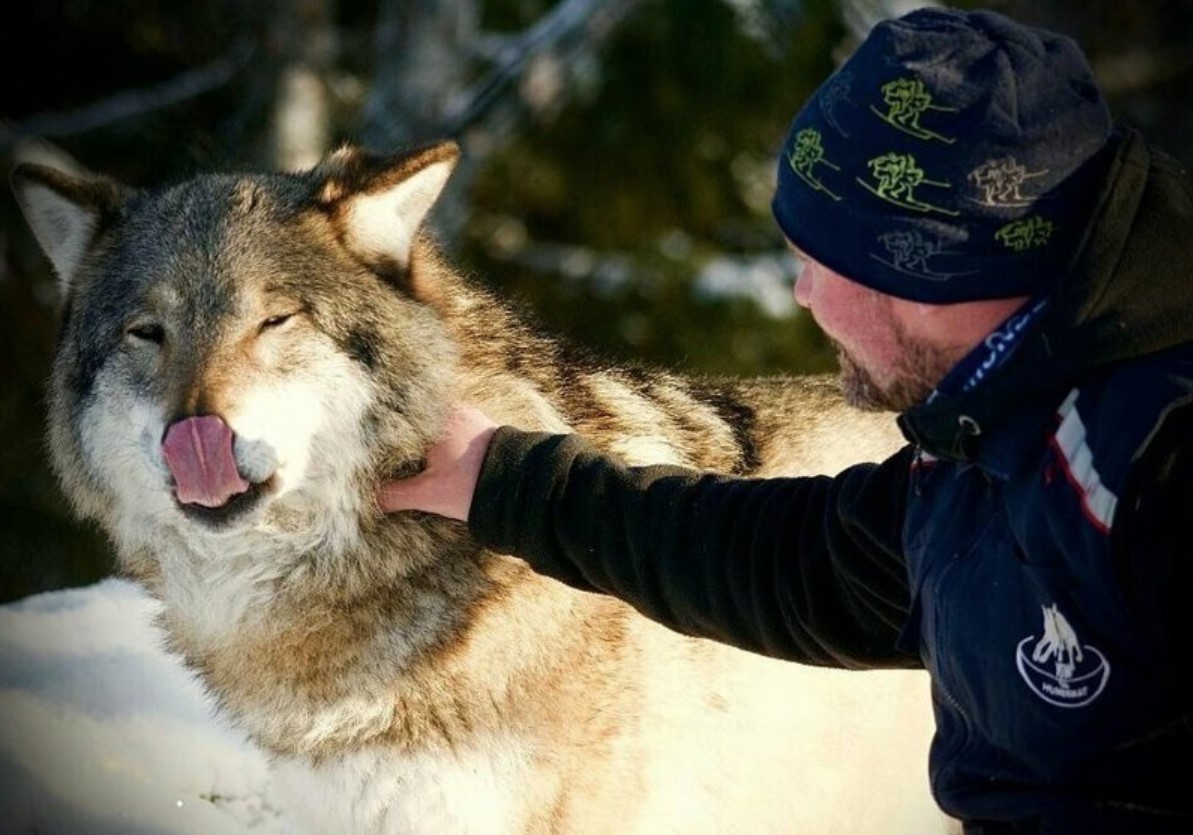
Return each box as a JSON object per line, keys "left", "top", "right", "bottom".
{"left": 686, "top": 383, "right": 762, "bottom": 474}
{"left": 575, "top": 364, "right": 762, "bottom": 475}
{"left": 616, "top": 366, "right": 762, "bottom": 472}
{"left": 548, "top": 343, "right": 643, "bottom": 428}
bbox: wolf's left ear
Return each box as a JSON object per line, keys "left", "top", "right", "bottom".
{"left": 315, "top": 141, "right": 459, "bottom": 273}
{"left": 11, "top": 165, "right": 125, "bottom": 297}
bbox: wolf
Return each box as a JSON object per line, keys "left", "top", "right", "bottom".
{"left": 12, "top": 142, "right": 951, "bottom": 834}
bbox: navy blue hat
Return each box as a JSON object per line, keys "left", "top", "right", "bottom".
{"left": 772, "top": 7, "right": 1113, "bottom": 303}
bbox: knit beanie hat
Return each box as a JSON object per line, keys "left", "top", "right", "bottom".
{"left": 771, "top": 7, "right": 1113, "bottom": 303}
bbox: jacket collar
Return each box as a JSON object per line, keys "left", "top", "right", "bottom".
{"left": 898, "top": 127, "right": 1193, "bottom": 463}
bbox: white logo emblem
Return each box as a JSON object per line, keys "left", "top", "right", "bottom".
{"left": 1015, "top": 604, "right": 1110, "bottom": 708}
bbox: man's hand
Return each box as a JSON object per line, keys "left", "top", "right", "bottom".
{"left": 377, "top": 406, "right": 500, "bottom": 522}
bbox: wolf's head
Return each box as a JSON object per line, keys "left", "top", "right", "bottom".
{"left": 13, "top": 143, "right": 464, "bottom": 577}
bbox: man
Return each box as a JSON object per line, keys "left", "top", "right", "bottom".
{"left": 379, "top": 7, "right": 1193, "bottom": 833}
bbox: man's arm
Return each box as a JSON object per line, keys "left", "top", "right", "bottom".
{"left": 435, "top": 416, "right": 921, "bottom": 669}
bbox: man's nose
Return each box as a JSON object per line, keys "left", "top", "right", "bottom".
{"left": 792, "top": 263, "right": 814, "bottom": 309}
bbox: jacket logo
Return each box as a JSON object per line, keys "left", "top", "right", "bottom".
{"left": 1015, "top": 604, "right": 1110, "bottom": 708}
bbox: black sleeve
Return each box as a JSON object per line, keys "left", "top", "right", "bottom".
{"left": 1112, "top": 397, "right": 1193, "bottom": 701}
{"left": 468, "top": 427, "right": 920, "bottom": 670}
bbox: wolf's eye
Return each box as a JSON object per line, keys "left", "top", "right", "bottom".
{"left": 259, "top": 312, "right": 297, "bottom": 332}
{"left": 126, "top": 323, "right": 165, "bottom": 344}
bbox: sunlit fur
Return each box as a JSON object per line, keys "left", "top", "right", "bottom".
{"left": 13, "top": 143, "right": 955, "bottom": 834}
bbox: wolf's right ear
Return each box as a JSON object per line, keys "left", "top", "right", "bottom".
{"left": 314, "top": 141, "right": 459, "bottom": 275}
{"left": 11, "top": 165, "right": 125, "bottom": 296}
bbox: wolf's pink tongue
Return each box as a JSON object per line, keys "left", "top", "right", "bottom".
{"left": 162, "top": 415, "right": 250, "bottom": 508}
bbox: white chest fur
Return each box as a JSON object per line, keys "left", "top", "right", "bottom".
{"left": 271, "top": 738, "right": 534, "bottom": 835}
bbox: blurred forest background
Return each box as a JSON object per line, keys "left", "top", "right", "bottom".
{"left": 1, "top": 0, "right": 1191, "bottom": 602}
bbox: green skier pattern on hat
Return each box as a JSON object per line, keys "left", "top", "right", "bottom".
{"left": 787, "top": 128, "right": 842, "bottom": 200}
{"left": 996, "top": 216, "right": 1055, "bottom": 250}
{"left": 871, "top": 78, "right": 958, "bottom": 143}
{"left": 858, "top": 152, "right": 960, "bottom": 216}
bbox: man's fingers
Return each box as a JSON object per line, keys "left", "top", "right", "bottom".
{"left": 374, "top": 405, "right": 499, "bottom": 520}
{"left": 376, "top": 477, "right": 427, "bottom": 513}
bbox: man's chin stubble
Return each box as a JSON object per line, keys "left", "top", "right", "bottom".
{"left": 836, "top": 348, "right": 938, "bottom": 413}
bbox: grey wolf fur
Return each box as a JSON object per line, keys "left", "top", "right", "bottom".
{"left": 12, "top": 142, "right": 949, "bottom": 833}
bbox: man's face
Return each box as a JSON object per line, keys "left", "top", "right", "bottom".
{"left": 791, "top": 250, "right": 955, "bottom": 412}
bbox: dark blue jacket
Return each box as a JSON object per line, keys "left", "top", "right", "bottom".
{"left": 897, "top": 345, "right": 1193, "bottom": 829}
{"left": 467, "top": 129, "right": 1193, "bottom": 832}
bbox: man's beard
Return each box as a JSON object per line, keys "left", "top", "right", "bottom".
{"left": 834, "top": 337, "right": 957, "bottom": 413}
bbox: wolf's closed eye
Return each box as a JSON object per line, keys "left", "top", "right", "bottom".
{"left": 126, "top": 323, "right": 165, "bottom": 344}
{"left": 259, "top": 312, "right": 299, "bottom": 332}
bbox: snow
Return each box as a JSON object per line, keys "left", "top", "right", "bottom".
{"left": 0, "top": 577, "right": 946, "bottom": 835}
{"left": 0, "top": 578, "right": 286, "bottom": 834}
